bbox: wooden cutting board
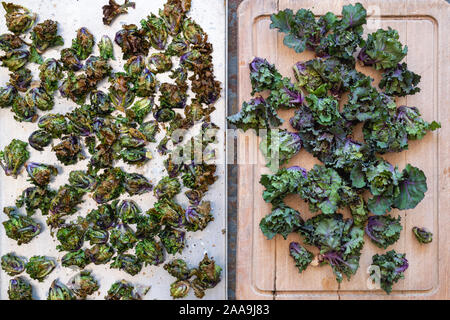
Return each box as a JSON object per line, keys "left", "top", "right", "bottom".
{"left": 236, "top": 0, "right": 449, "bottom": 300}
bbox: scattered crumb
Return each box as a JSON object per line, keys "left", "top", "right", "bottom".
{"left": 310, "top": 256, "right": 320, "bottom": 267}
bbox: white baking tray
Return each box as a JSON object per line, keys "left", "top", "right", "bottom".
{"left": 0, "top": 0, "right": 227, "bottom": 300}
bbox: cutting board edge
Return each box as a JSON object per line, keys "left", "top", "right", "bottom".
{"left": 235, "top": 0, "right": 450, "bottom": 300}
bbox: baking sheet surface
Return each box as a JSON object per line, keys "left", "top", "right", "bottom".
{"left": 0, "top": 0, "right": 227, "bottom": 300}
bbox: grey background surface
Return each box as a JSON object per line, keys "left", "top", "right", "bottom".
{"left": 227, "top": 0, "right": 243, "bottom": 301}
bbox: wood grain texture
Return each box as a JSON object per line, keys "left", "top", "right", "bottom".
{"left": 236, "top": 0, "right": 449, "bottom": 300}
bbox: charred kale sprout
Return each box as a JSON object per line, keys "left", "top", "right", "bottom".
{"left": 61, "top": 249, "right": 90, "bottom": 269}
{"left": 163, "top": 253, "right": 222, "bottom": 300}
{"left": 3, "top": 207, "right": 41, "bottom": 245}
{"left": 0, "top": 139, "right": 29, "bottom": 177}
{"left": 72, "top": 27, "right": 95, "bottom": 60}
{"left": 2, "top": 2, "right": 36, "bottom": 34}
{"left": 1, "top": 252, "right": 26, "bottom": 275}
{"left": 105, "top": 280, "right": 149, "bottom": 300}
{"left": 47, "top": 280, "right": 76, "bottom": 300}
{"left": 68, "top": 271, "right": 100, "bottom": 299}
{"left": 30, "top": 19, "right": 64, "bottom": 53}
{"left": 8, "top": 277, "right": 33, "bottom": 300}
{"left": 135, "top": 238, "right": 165, "bottom": 266}
{"left": 110, "top": 253, "right": 142, "bottom": 276}
{"left": 102, "top": 0, "right": 135, "bottom": 26}
{"left": 25, "top": 255, "right": 56, "bottom": 282}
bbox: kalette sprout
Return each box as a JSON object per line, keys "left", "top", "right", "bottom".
{"left": 110, "top": 253, "right": 143, "bottom": 276}
{"left": 86, "top": 244, "right": 115, "bottom": 265}
{"left": 259, "top": 205, "right": 303, "bottom": 240}
{"left": 148, "top": 53, "right": 173, "bottom": 73}
{"left": 98, "top": 35, "right": 114, "bottom": 60}
{"left": 154, "top": 176, "right": 181, "bottom": 200}
{"left": 412, "top": 227, "right": 433, "bottom": 244}
{"left": 370, "top": 250, "right": 408, "bottom": 294}
{"left": 105, "top": 280, "right": 149, "bottom": 300}
{"left": 108, "top": 72, "right": 136, "bottom": 111}
{"left": 56, "top": 223, "right": 85, "bottom": 252}
{"left": 110, "top": 223, "right": 137, "bottom": 253}
{"left": 136, "top": 214, "right": 160, "bottom": 239}
{"left": 52, "top": 135, "right": 84, "bottom": 165}
{"left": 68, "top": 271, "right": 100, "bottom": 299}
{"left": 365, "top": 215, "right": 402, "bottom": 249}
{"left": 141, "top": 13, "right": 168, "bottom": 50}
{"left": 68, "top": 170, "right": 97, "bottom": 192}
{"left": 60, "top": 48, "right": 83, "bottom": 71}
{"left": 0, "top": 33, "right": 23, "bottom": 50}
{"left": 24, "top": 87, "right": 54, "bottom": 111}
{"left": 160, "top": 0, "right": 190, "bottom": 35}
{"left": 0, "top": 139, "right": 29, "bottom": 177}
{"left": 117, "top": 199, "right": 141, "bottom": 224}
{"left": 86, "top": 202, "right": 118, "bottom": 231}
{"left": 102, "top": 0, "right": 136, "bottom": 26}
{"left": 1, "top": 252, "right": 26, "bottom": 276}
{"left": 28, "top": 130, "right": 52, "bottom": 151}
{"left": 149, "top": 198, "right": 185, "bottom": 228}
{"left": 123, "top": 172, "right": 153, "bottom": 196}
{"left": 134, "top": 68, "right": 158, "bottom": 97}
{"left": 93, "top": 168, "right": 125, "bottom": 204}
{"left": 90, "top": 90, "right": 114, "bottom": 115}
{"left": 3, "top": 207, "right": 41, "bottom": 245}
{"left": 12, "top": 95, "right": 37, "bottom": 122}
{"left": 164, "top": 259, "right": 193, "bottom": 280}
{"left": 84, "top": 56, "right": 112, "bottom": 85}
{"left": 30, "top": 19, "right": 64, "bottom": 53}
{"left": 159, "top": 227, "right": 185, "bottom": 255}
{"left": 9, "top": 68, "right": 32, "bottom": 92}
{"left": 124, "top": 55, "right": 146, "bottom": 77}
{"left": 72, "top": 27, "right": 95, "bottom": 60}
{"left": 183, "top": 18, "right": 207, "bottom": 45}
{"left": 0, "top": 84, "right": 17, "bottom": 107}
{"left": 38, "top": 113, "right": 68, "bottom": 138}
{"left": 114, "top": 24, "right": 150, "bottom": 59}
{"left": 26, "top": 162, "right": 58, "bottom": 186}
{"left": 358, "top": 27, "right": 408, "bottom": 70}
{"left": 8, "top": 277, "right": 33, "bottom": 300}
{"left": 15, "top": 185, "right": 56, "bottom": 217}
{"left": 47, "top": 280, "right": 76, "bottom": 300}
{"left": 0, "top": 49, "right": 29, "bottom": 72}
{"left": 289, "top": 242, "right": 313, "bottom": 273}
{"left": 2, "top": 2, "right": 36, "bottom": 34}
{"left": 135, "top": 239, "right": 165, "bottom": 266}
{"left": 25, "top": 256, "right": 56, "bottom": 282}
{"left": 39, "top": 58, "right": 64, "bottom": 93}
{"left": 61, "top": 249, "right": 90, "bottom": 269}
{"left": 185, "top": 201, "right": 214, "bottom": 232}
{"left": 85, "top": 228, "right": 109, "bottom": 245}
{"left": 170, "top": 280, "right": 190, "bottom": 299}
{"left": 191, "top": 254, "right": 222, "bottom": 298}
